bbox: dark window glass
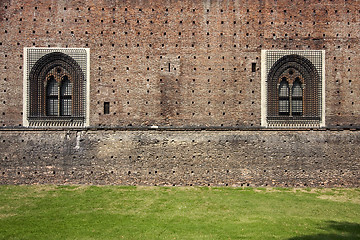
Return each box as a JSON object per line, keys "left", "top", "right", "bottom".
{"left": 60, "top": 76, "right": 72, "bottom": 116}
{"left": 292, "top": 78, "right": 303, "bottom": 116}
{"left": 46, "top": 76, "right": 58, "bottom": 116}
{"left": 251, "top": 63, "right": 256, "bottom": 72}
{"left": 279, "top": 78, "right": 290, "bottom": 115}
{"left": 104, "top": 102, "right": 110, "bottom": 114}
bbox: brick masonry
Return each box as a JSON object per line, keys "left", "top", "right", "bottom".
{"left": 0, "top": 0, "right": 359, "bottom": 186}
{"left": 0, "top": 0, "right": 360, "bottom": 127}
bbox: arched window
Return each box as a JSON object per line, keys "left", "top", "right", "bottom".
{"left": 26, "top": 49, "right": 88, "bottom": 127}
{"left": 60, "top": 76, "right": 72, "bottom": 116}
{"left": 264, "top": 51, "right": 323, "bottom": 127}
{"left": 46, "top": 76, "right": 58, "bottom": 116}
{"left": 45, "top": 69, "right": 73, "bottom": 117}
{"left": 277, "top": 72, "right": 304, "bottom": 117}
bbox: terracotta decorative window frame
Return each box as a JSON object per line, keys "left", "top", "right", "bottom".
{"left": 23, "top": 48, "right": 90, "bottom": 127}
{"left": 261, "top": 50, "right": 325, "bottom": 128}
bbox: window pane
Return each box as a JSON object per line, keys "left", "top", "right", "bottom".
{"left": 60, "top": 77, "right": 72, "bottom": 116}
{"left": 46, "top": 78, "right": 58, "bottom": 116}
{"left": 279, "top": 79, "right": 289, "bottom": 115}
{"left": 279, "top": 79, "right": 289, "bottom": 97}
{"left": 292, "top": 100, "right": 303, "bottom": 115}
{"left": 292, "top": 80, "right": 302, "bottom": 97}
{"left": 292, "top": 80, "right": 303, "bottom": 115}
{"left": 61, "top": 98, "right": 72, "bottom": 116}
{"left": 60, "top": 77, "right": 72, "bottom": 96}
{"left": 279, "top": 100, "right": 289, "bottom": 114}
{"left": 47, "top": 98, "right": 58, "bottom": 116}
{"left": 46, "top": 77, "right": 58, "bottom": 96}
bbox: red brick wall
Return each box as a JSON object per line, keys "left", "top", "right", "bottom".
{"left": 0, "top": 0, "right": 359, "bottom": 128}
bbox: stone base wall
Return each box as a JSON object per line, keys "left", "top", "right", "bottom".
{"left": 0, "top": 129, "right": 359, "bottom": 187}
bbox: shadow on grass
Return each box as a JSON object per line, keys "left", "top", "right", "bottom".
{"left": 288, "top": 221, "right": 360, "bottom": 240}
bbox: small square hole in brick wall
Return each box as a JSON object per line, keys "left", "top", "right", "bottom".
{"left": 252, "top": 63, "right": 256, "bottom": 72}
{"left": 104, "top": 102, "right": 110, "bottom": 114}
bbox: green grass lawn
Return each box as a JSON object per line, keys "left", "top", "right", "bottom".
{"left": 0, "top": 186, "right": 359, "bottom": 240}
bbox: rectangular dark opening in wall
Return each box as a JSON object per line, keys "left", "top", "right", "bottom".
{"left": 252, "top": 63, "right": 256, "bottom": 72}
{"left": 168, "top": 63, "right": 171, "bottom": 72}
{"left": 104, "top": 102, "right": 110, "bottom": 114}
